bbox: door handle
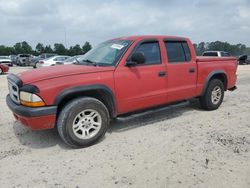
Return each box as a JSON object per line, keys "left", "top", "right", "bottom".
{"left": 158, "top": 71, "right": 166, "bottom": 77}
{"left": 189, "top": 68, "right": 195, "bottom": 73}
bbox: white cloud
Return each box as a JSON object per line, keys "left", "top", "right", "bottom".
{"left": 0, "top": 0, "right": 250, "bottom": 47}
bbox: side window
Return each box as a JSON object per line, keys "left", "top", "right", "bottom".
{"left": 182, "top": 42, "right": 191, "bottom": 61}
{"left": 133, "top": 42, "right": 161, "bottom": 65}
{"left": 56, "top": 57, "right": 65, "bottom": 61}
{"left": 165, "top": 41, "right": 191, "bottom": 63}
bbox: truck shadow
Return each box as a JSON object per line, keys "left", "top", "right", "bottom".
{"left": 13, "top": 99, "right": 202, "bottom": 149}
{"left": 108, "top": 99, "right": 201, "bottom": 133}
{"left": 13, "top": 122, "right": 69, "bottom": 149}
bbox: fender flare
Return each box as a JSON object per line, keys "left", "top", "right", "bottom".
{"left": 54, "top": 84, "right": 117, "bottom": 117}
{"left": 201, "top": 70, "right": 228, "bottom": 96}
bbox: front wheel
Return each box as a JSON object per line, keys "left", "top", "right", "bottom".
{"left": 57, "top": 97, "right": 110, "bottom": 148}
{"left": 199, "top": 79, "right": 224, "bottom": 111}
{"left": 0, "top": 68, "right": 3, "bottom": 74}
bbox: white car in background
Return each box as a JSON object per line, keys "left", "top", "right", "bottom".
{"left": 55, "top": 55, "right": 84, "bottom": 65}
{"left": 36, "top": 55, "right": 70, "bottom": 68}
{"left": 0, "top": 56, "right": 13, "bottom": 67}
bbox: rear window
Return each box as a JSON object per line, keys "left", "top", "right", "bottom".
{"left": 164, "top": 41, "right": 191, "bottom": 63}
{"left": 203, "top": 52, "right": 218, "bottom": 56}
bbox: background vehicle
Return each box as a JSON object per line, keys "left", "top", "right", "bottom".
{"left": 238, "top": 55, "right": 250, "bottom": 65}
{"left": 30, "top": 53, "right": 57, "bottom": 68}
{"left": 202, "top": 51, "right": 232, "bottom": 57}
{"left": 16, "top": 54, "right": 32, "bottom": 66}
{"left": 9, "top": 55, "right": 17, "bottom": 65}
{"left": 0, "top": 56, "right": 13, "bottom": 67}
{"left": 56, "top": 55, "right": 83, "bottom": 65}
{"left": 0, "top": 64, "right": 9, "bottom": 74}
{"left": 36, "top": 55, "right": 70, "bottom": 67}
{"left": 6, "top": 35, "right": 237, "bottom": 148}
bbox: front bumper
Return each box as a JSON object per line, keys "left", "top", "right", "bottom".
{"left": 6, "top": 94, "right": 57, "bottom": 130}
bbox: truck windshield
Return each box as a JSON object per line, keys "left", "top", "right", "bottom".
{"left": 77, "top": 40, "right": 132, "bottom": 66}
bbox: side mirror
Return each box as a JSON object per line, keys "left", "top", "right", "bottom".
{"left": 126, "top": 52, "right": 145, "bottom": 66}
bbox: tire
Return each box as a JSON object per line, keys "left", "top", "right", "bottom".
{"left": 0, "top": 68, "right": 3, "bottom": 74}
{"left": 199, "top": 79, "right": 224, "bottom": 111}
{"left": 57, "top": 97, "right": 110, "bottom": 148}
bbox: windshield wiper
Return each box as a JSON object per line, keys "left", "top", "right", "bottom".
{"left": 82, "top": 59, "right": 97, "bottom": 66}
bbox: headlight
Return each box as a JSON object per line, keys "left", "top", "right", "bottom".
{"left": 20, "top": 91, "right": 45, "bottom": 107}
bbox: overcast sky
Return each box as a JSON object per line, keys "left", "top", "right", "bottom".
{"left": 0, "top": 0, "right": 250, "bottom": 48}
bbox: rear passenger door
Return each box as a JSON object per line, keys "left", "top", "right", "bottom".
{"left": 164, "top": 40, "right": 197, "bottom": 102}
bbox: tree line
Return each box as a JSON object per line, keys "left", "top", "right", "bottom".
{"left": 1, "top": 40, "right": 250, "bottom": 57}
{"left": 0, "top": 41, "right": 92, "bottom": 56}
{"left": 193, "top": 41, "right": 250, "bottom": 56}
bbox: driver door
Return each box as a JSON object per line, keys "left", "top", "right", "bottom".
{"left": 114, "top": 40, "right": 168, "bottom": 114}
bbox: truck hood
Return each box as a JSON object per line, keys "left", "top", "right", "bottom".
{"left": 18, "top": 64, "right": 115, "bottom": 84}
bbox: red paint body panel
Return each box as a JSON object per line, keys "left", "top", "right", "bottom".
{"left": 0, "top": 64, "right": 9, "bottom": 73}
{"left": 8, "top": 35, "right": 237, "bottom": 130}
{"left": 13, "top": 113, "right": 56, "bottom": 130}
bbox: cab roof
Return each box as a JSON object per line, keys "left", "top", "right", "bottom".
{"left": 112, "top": 35, "right": 189, "bottom": 41}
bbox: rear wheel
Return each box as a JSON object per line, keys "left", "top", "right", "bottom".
{"left": 199, "top": 79, "right": 224, "bottom": 110}
{"left": 57, "top": 97, "right": 110, "bottom": 148}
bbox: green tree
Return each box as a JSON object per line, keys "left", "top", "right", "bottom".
{"left": 14, "top": 42, "right": 23, "bottom": 54}
{"left": 21, "top": 41, "right": 32, "bottom": 54}
{"left": 68, "top": 44, "right": 83, "bottom": 56}
{"left": 197, "top": 42, "right": 206, "bottom": 55}
{"left": 54, "top": 43, "right": 67, "bottom": 55}
{"left": 35, "top": 43, "right": 45, "bottom": 54}
{"left": 44, "top": 45, "right": 53, "bottom": 53}
{"left": 0, "top": 45, "right": 15, "bottom": 55}
{"left": 13, "top": 41, "right": 33, "bottom": 54}
{"left": 82, "top": 41, "right": 92, "bottom": 54}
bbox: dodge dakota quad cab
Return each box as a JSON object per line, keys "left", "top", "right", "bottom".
{"left": 6, "top": 35, "right": 237, "bottom": 148}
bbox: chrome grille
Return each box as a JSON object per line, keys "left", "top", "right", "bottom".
{"left": 8, "top": 80, "right": 20, "bottom": 104}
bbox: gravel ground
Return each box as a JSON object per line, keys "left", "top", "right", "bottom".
{"left": 0, "top": 66, "right": 250, "bottom": 188}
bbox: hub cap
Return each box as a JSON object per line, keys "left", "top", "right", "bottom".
{"left": 72, "top": 109, "right": 102, "bottom": 139}
{"left": 211, "top": 86, "right": 222, "bottom": 105}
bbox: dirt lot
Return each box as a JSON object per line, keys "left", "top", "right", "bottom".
{"left": 0, "top": 66, "right": 250, "bottom": 188}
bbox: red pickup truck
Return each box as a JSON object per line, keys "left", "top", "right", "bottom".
{"left": 6, "top": 35, "right": 237, "bottom": 147}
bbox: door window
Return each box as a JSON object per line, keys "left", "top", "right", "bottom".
{"left": 165, "top": 41, "right": 191, "bottom": 63}
{"left": 133, "top": 42, "right": 161, "bottom": 65}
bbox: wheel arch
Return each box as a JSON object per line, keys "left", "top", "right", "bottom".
{"left": 201, "top": 70, "right": 228, "bottom": 96}
{"left": 54, "top": 84, "right": 117, "bottom": 118}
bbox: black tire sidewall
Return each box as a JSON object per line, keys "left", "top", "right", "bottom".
{"left": 204, "top": 79, "right": 224, "bottom": 110}
{"left": 58, "top": 97, "right": 109, "bottom": 147}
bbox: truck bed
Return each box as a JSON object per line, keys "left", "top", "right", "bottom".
{"left": 196, "top": 56, "right": 238, "bottom": 95}
{"left": 196, "top": 56, "right": 237, "bottom": 62}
